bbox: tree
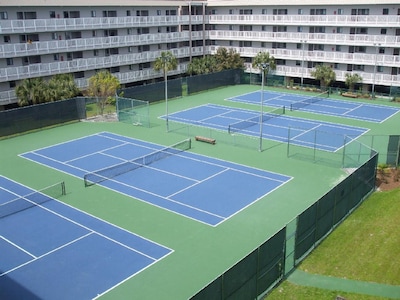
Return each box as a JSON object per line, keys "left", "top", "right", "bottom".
{"left": 310, "top": 64, "right": 336, "bottom": 90}
{"left": 345, "top": 73, "right": 363, "bottom": 93}
{"left": 252, "top": 51, "right": 276, "bottom": 84}
{"left": 46, "top": 74, "right": 79, "bottom": 102}
{"left": 85, "top": 70, "right": 120, "bottom": 115}
{"left": 187, "top": 55, "right": 218, "bottom": 75}
{"left": 153, "top": 51, "right": 178, "bottom": 77}
{"left": 215, "top": 47, "right": 245, "bottom": 71}
{"left": 154, "top": 51, "right": 178, "bottom": 131}
{"left": 16, "top": 78, "right": 46, "bottom": 106}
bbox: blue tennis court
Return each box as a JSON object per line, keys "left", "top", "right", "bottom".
{"left": 163, "top": 104, "right": 369, "bottom": 152}
{"left": 0, "top": 175, "right": 172, "bottom": 300}
{"left": 227, "top": 90, "right": 399, "bottom": 123}
{"left": 20, "top": 132, "right": 292, "bottom": 226}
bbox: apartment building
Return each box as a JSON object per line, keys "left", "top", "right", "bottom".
{"left": 0, "top": 0, "right": 399, "bottom": 108}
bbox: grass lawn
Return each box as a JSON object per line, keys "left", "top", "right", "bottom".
{"left": 266, "top": 187, "right": 400, "bottom": 299}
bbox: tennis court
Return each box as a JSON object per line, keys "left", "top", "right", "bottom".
{"left": 20, "top": 132, "right": 292, "bottom": 226}
{"left": 227, "top": 90, "right": 400, "bottom": 123}
{"left": 0, "top": 175, "right": 172, "bottom": 299}
{"left": 164, "top": 104, "right": 369, "bottom": 152}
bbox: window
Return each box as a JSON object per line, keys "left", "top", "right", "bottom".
{"left": 49, "top": 11, "right": 56, "bottom": 18}
{"left": 229, "top": 9, "right": 234, "bottom": 15}
{"left": 273, "top": 9, "right": 287, "bottom": 15}
{"left": 103, "top": 10, "right": 117, "bottom": 17}
{"left": 239, "top": 25, "right": 252, "bottom": 31}
{"left": 297, "top": 26, "right": 303, "bottom": 32}
{"left": 334, "top": 63, "right": 339, "bottom": 69}
{"left": 91, "top": 11, "right": 96, "bottom": 17}
{"left": 296, "top": 60, "right": 301, "bottom": 66}
{"left": 336, "top": 27, "right": 343, "bottom": 33}
{"left": 239, "top": 41, "right": 252, "bottom": 47}
{"left": 272, "top": 42, "right": 286, "bottom": 49}
{"left": 351, "top": 9, "right": 369, "bottom": 15}
{"left": 377, "top": 66, "right": 384, "bottom": 72}
{"left": 9, "top": 81, "right": 16, "bottom": 88}
{"left": 353, "top": 65, "right": 364, "bottom": 71}
{"left": 74, "top": 72, "right": 85, "bottom": 78}
{"left": 336, "top": 45, "right": 341, "bottom": 51}
{"left": 379, "top": 47, "right": 385, "bottom": 54}
{"left": 92, "top": 30, "right": 96, "bottom": 37}
{"left": 383, "top": 8, "right": 389, "bottom": 15}
{"left": 3, "top": 35, "right": 11, "bottom": 43}
{"left": 128, "top": 46, "right": 133, "bottom": 53}
{"left": 53, "top": 54, "right": 59, "bottom": 61}
{"left": 394, "top": 48, "right": 400, "bottom": 55}
{"left": 229, "top": 25, "right": 234, "bottom": 31}
{"left": 262, "top": 25, "right": 267, "bottom": 31}
{"left": 337, "top": 9, "right": 344, "bottom": 15}
{"left": 296, "top": 43, "right": 302, "bottom": 49}
{"left": 93, "top": 50, "right": 99, "bottom": 56}
{"left": 239, "top": 9, "right": 252, "bottom": 15}
{"left": 126, "top": 10, "right": 131, "bottom": 16}
{"left": 381, "top": 28, "right": 387, "bottom": 35}
{"left": 165, "top": 10, "right": 176, "bottom": 16}
{"left": 262, "top": 9, "right": 267, "bottom": 15}
{"left": 261, "top": 42, "right": 267, "bottom": 48}
{"left": 6, "top": 58, "right": 13, "bottom": 66}
{"left": 310, "top": 9, "right": 326, "bottom": 15}
{"left": 273, "top": 26, "right": 287, "bottom": 32}
{"left": 298, "top": 9, "right": 303, "bottom": 15}
{"left": 0, "top": 11, "right": 8, "bottom": 19}
{"left": 157, "top": 10, "right": 161, "bottom": 16}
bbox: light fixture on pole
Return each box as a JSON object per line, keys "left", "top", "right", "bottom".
{"left": 258, "top": 62, "right": 269, "bottom": 152}
{"left": 372, "top": 43, "right": 381, "bottom": 99}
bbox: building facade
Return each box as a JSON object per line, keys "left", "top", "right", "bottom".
{"left": 0, "top": 0, "right": 399, "bottom": 107}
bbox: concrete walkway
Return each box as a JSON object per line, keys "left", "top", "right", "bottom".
{"left": 288, "top": 269, "right": 400, "bottom": 299}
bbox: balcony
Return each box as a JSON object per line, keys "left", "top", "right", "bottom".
{"left": 0, "top": 31, "right": 209, "bottom": 58}
{"left": 0, "top": 15, "right": 205, "bottom": 34}
{"left": 209, "top": 30, "right": 400, "bottom": 47}
{"left": 209, "top": 14, "right": 400, "bottom": 28}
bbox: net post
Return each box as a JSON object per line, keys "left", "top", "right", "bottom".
{"left": 61, "top": 181, "right": 66, "bottom": 195}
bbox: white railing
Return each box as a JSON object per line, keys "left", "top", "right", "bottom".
{"left": 0, "top": 31, "right": 209, "bottom": 58}
{"left": 209, "top": 31, "right": 400, "bottom": 47}
{"left": 209, "top": 14, "right": 400, "bottom": 27}
{"left": 0, "top": 15, "right": 205, "bottom": 34}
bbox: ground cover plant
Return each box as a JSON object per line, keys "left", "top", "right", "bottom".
{"left": 266, "top": 184, "right": 400, "bottom": 299}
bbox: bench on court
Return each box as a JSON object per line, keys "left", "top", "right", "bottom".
{"left": 195, "top": 136, "right": 216, "bottom": 145}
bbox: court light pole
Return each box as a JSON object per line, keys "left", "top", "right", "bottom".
{"left": 371, "top": 43, "right": 381, "bottom": 99}
{"left": 162, "top": 55, "right": 170, "bottom": 132}
{"left": 258, "top": 63, "right": 269, "bottom": 152}
{"left": 300, "top": 40, "right": 307, "bottom": 87}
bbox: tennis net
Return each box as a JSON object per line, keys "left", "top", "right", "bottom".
{"left": 290, "top": 91, "right": 329, "bottom": 111}
{"left": 84, "top": 138, "right": 192, "bottom": 187}
{"left": 0, "top": 181, "right": 66, "bottom": 219}
{"left": 228, "top": 106, "right": 285, "bottom": 134}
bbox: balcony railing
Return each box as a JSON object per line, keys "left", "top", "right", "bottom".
{"left": 209, "top": 30, "right": 400, "bottom": 47}
{"left": 209, "top": 14, "right": 400, "bottom": 27}
{"left": 0, "top": 31, "right": 209, "bottom": 58}
{"left": 0, "top": 46, "right": 205, "bottom": 83}
{"left": 0, "top": 15, "right": 205, "bottom": 34}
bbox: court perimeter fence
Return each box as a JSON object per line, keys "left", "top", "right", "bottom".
{"left": 190, "top": 151, "right": 378, "bottom": 300}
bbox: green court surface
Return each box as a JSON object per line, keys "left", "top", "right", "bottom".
{"left": 1, "top": 85, "right": 400, "bottom": 299}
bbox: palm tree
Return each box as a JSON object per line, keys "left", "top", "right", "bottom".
{"left": 252, "top": 51, "right": 277, "bottom": 85}
{"left": 48, "top": 74, "right": 79, "bottom": 101}
{"left": 187, "top": 55, "right": 218, "bottom": 75}
{"left": 215, "top": 47, "right": 245, "bottom": 71}
{"left": 153, "top": 51, "right": 178, "bottom": 131}
{"left": 310, "top": 64, "right": 336, "bottom": 91}
{"left": 345, "top": 73, "right": 363, "bottom": 93}
{"left": 15, "top": 78, "right": 45, "bottom": 106}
